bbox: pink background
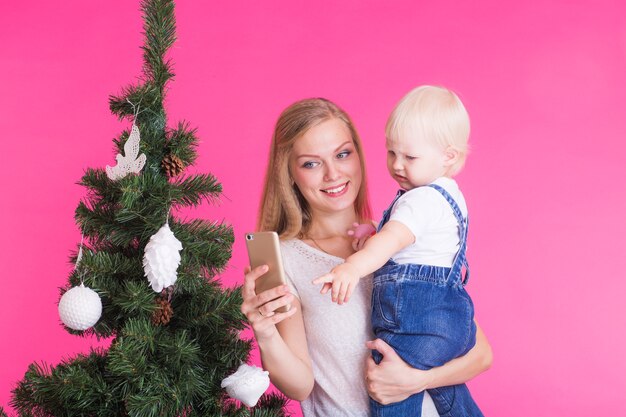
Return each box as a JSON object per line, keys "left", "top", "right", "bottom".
{"left": 2, "top": 1, "right": 625, "bottom": 416}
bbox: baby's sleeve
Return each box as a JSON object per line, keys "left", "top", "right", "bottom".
{"left": 388, "top": 188, "right": 439, "bottom": 239}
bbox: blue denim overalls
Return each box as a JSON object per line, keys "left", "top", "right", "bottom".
{"left": 370, "top": 185, "right": 483, "bottom": 417}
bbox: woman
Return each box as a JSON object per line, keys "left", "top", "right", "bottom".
{"left": 240, "top": 98, "right": 492, "bottom": 417}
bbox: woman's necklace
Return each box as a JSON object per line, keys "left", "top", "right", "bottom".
{"left": 308, "top": 235, "right": 332, "bottom": 256}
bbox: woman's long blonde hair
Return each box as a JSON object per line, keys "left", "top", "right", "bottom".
{"left": 257, "top": 98, "right": 372, "bottom": 239}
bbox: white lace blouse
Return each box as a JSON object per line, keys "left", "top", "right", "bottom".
{"left": 280, "top": 239, "right": 439, "bottom": 417}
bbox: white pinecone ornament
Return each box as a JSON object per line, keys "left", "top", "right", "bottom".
{"left": 143, "top": 223, "right": 183, "bottom": 292}
{"left": 221, "top": 364, "right": 270, "bottom": 407}
{"left": 58, "top": 283, "right": 102, "bottom": 330}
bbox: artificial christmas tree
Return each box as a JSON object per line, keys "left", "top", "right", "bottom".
{"left": 2, "top": 1, "right": 289, "bottom": 416}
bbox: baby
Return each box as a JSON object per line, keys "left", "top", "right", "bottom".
{"left": 313, "top": 85, "right": 483, "bottom": 416}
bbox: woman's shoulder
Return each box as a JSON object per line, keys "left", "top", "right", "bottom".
{"left": 279, "top": 239, "right": 309, "bottom": 270}
{"left": 280, "top": 239, "right": 343, "bottom": 277}
{"left": 279, "top": 238, "right": 304, "bottom": 260}
{"left": 280, "top": 239, "right": 341, "bottom": 261}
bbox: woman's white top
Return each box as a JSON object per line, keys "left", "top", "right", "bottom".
{"left": 280, "top": 239, "right": 439, "bottom": 417}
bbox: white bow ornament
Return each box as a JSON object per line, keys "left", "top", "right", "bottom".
{"left": 221, "top": 364, "right": 270, "bottom": 407}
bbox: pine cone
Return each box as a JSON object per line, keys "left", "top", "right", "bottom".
{"left": 162, "top": 153, "right": 185, "bottom": 177}
{"left": 151, "top": 295, "right": 174, "bottom": 325}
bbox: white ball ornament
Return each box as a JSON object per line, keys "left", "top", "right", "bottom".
{"left": 221, "top": 364, "right": 270, "bottom": 407}
{"left": 58, "top": 283, "right": 102, "bottom": 330}
{"left": 143, "top": 223, "right": 183, "bottom": 292}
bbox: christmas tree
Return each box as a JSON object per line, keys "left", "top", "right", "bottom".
{"left": 2, "top": 1, "right": 288, "bottom": 416}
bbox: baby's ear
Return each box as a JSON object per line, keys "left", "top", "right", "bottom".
{"left": 444, "top": 146, "right": 460, "bottom": 166}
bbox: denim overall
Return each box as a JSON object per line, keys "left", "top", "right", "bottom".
{"left": 370, "top": 185, "right": 483, "bottom": 417}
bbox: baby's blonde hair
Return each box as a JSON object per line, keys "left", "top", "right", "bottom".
{"left": 386, "top": 85, "right": 470, "bottom": 176}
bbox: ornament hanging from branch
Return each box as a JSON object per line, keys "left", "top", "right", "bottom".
{"left": 106, "top": 123, "right": 146, "bottom": 180}
{"left": 58, "top": 283, "right": 103, "bottom": 330}
{"left": 221, "top": 364, "right": 270, "bottom": 407}
{"left": 143, "top": 221, "right": 183, "bottom": 292}
{"left": 58, "top": 235, "right": 102, "bottom": 330}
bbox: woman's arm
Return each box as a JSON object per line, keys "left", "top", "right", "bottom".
{"left": 365, "top": 321, "right": 492, "bottom": 405}
{"left": 241, "top": 265, "right": 315, "bottom": 401}
{"left": 422, "top": 321, "right": 493, "bottom": 388}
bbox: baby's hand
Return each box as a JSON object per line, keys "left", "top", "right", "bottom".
{"left": 312, "top": 262, "right": 361, "bottom": 304}
{"left": 347, "top": 222, "right": 376, "bottom": 251}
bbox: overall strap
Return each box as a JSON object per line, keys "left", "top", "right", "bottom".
{"left": 376, "top": 189, "right": 406, "bottom": 232}
{"left": 427, "top": 183, "right": 470, "bottom": 286}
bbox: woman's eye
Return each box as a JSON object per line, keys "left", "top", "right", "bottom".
{"left": 302, "top": 161, "right": 318, "bottom": 169}
{"left": 337, "top": 150, "right": 351, "bottom": 159}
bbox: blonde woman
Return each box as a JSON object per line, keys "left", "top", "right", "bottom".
{"left": 240, "top": 98, "right": 492, "bottom": 417}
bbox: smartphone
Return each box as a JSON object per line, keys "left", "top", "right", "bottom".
{"left": 245, "top": 231, "right": 291, "bottom": 313}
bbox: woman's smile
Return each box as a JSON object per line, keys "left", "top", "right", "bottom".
{"left": 320, "top": 181, "right": 349, "bottom": 196}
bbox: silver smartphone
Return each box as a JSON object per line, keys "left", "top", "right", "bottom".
{"left": 245, "top": 231, "right": 291, "bottom": 313}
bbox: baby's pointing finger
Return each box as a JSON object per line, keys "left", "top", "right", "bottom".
{"left": 311, "top": 274, "right": 332, "bottom": 285}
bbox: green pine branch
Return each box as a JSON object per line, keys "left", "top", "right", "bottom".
{"left": 108, "top": 83, "right": 164, "bottom": 127}
{"left": 78, "top": 170, "right": 227, "bottom": 247}
{"left": 10, "top": 350, "right": 115, "bottom": 417}
{"left": 140, "top": 0, "right": 176, "bottom": 89}
{"left": 253, "top": 394, "right": 292, "bottom": 417}
{"left": 166, "top": 121, "right": 199, "bottom": 166}
{"left": 172, "top": 219, "right": 233, "bottom": 271}
{"left": 170, "top": 173, "right": 223, "bottom": 207}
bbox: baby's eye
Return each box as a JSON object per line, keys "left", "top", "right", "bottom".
{"left": 406, "top": 155, "right": 418, "bottom": 161}
{"left": 387, "top": 150, "right": 395, "bottom": 157}
{"left": 337, "top": 150, "right": 351, "bottom": 159}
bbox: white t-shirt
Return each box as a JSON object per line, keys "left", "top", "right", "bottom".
{"left": 389, "top": 177, "right": 468, "bottom": 267}
{"left": 281, "top": 239, "right": 439, "bottom": 417}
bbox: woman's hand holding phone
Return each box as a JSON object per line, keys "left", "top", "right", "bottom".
{"left": 244, "top": 232, "right": 291, "bottom": 313}
{"left": 240, "top": 264, "right": 297, "bottom": 342}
